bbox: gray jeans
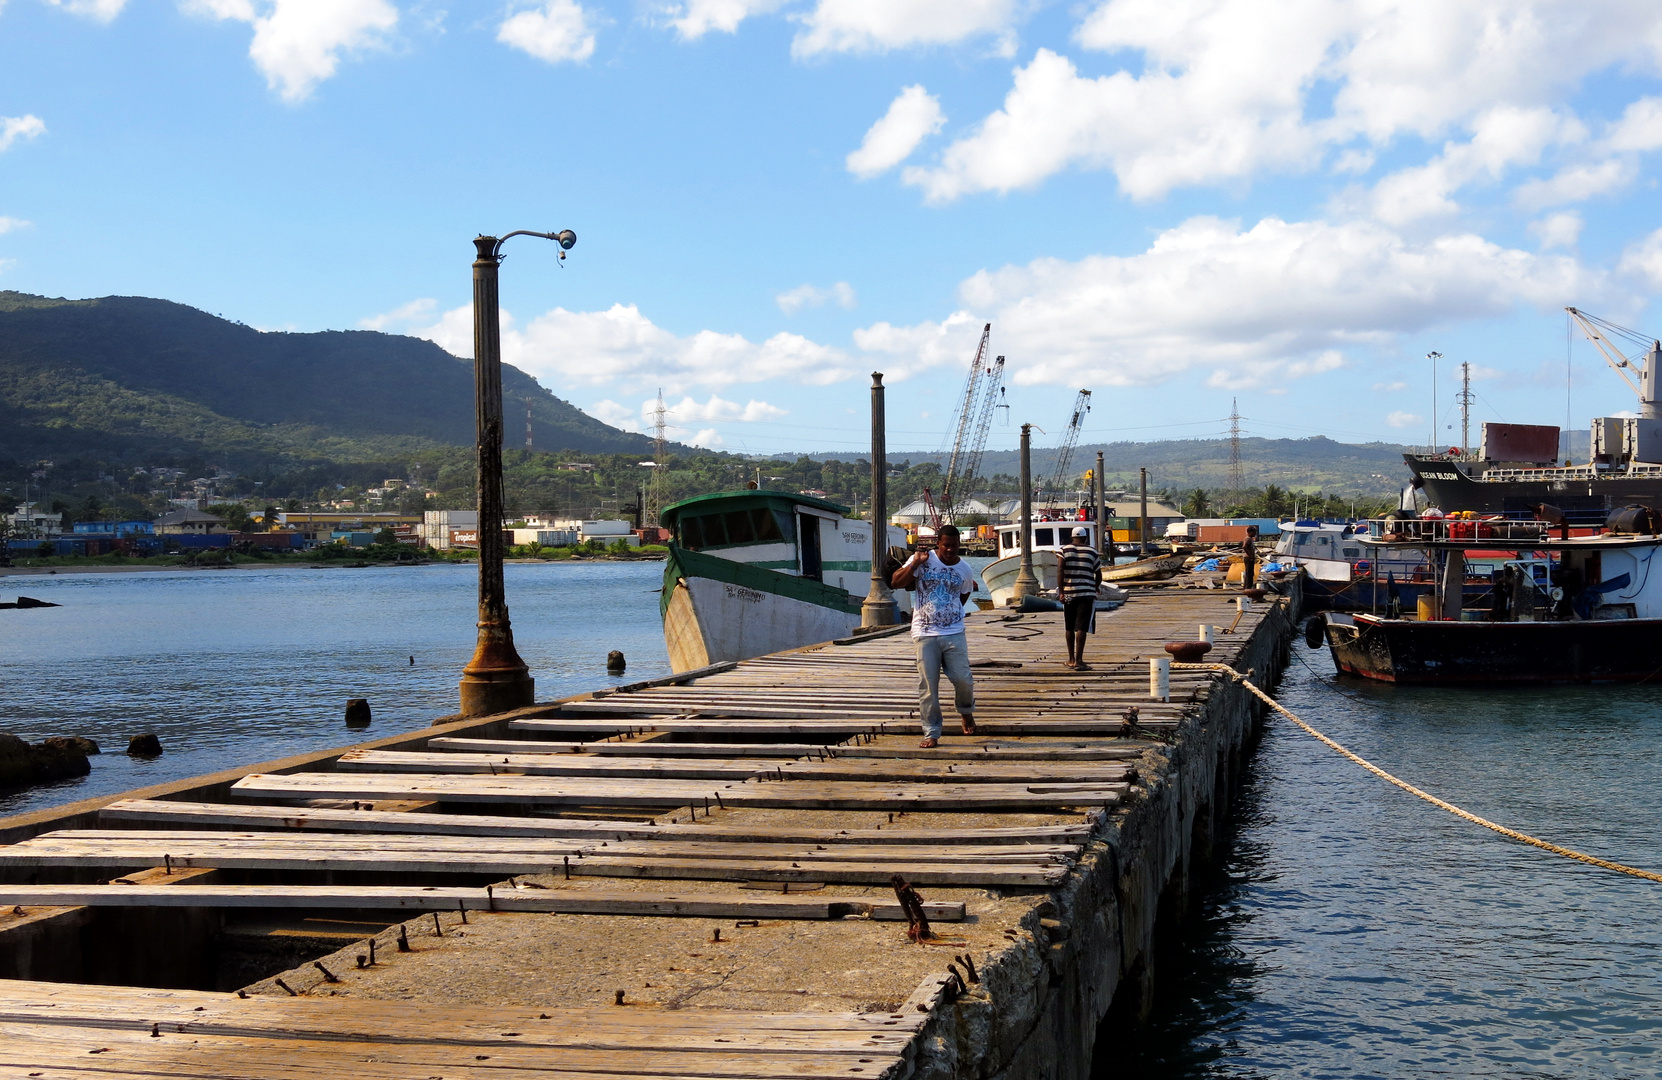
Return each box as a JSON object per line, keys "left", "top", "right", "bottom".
{"left": 913, "top": 632, "right": 975, "bottom": 739}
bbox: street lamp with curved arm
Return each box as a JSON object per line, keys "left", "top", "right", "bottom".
{"left": 458, "top": 227, "right": 576, "bottom": 718}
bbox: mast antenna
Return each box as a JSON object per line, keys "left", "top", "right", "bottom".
{"left": 1227, "top": 399, "right": 1244, "bottom": 500}
{"left": 525, "top": 398, "right": 534, "bottom": 451}
{"left": 646, "top": 389, "right": 668, "bottom": 527}
{"left": 1456, "top": 362, "right": 1474, "bottom": 458}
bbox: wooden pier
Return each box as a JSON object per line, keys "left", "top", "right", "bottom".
{"left": 0, "top": 582, "right": 1297, "bottom": 1080}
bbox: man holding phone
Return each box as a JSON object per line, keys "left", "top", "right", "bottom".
{"left": 890, "top": 524, "right": 977, "bottom": 748}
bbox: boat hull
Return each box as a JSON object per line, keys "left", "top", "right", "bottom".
{"left": 983, "top": 552, "right": 1058, "bottom": 608}
{"left": 1324, "top": 612, "right": 1662, "bottom": 684}
{"left": 662, "top": 545, "right": 864, "bottom": 673}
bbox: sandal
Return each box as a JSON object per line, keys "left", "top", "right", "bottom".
{"left": 960, "top": 716, "right": 977, "bottom": 735}
{"left": 918, "top": 737, "right": 939, "bottom": 748}
{"left": 1075, "top": 662, "right": 1092, "bottom": 671}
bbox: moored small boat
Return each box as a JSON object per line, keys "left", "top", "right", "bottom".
{"left": 1318, "top": 508, "right": 1662, "bottom": 684}
{"left": 659, "top": 491, "right": 912, "bottom": 673}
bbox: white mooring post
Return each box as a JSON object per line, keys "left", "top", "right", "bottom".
{"left": 1199, "top": 623, "right": 1213, "bottom": 644}
{"left": 1150, "top": 656, "right": 1171, "bottom": 701}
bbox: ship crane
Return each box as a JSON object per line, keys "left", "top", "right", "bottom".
{"left": 1041, "top": 389, "right": 1092, "bottom": 509}
{"left": 1567, "top": 307, "right": 1662, "bottom": 420}
{"left": 932, "top": 324, "right": 1007, "bottom": 526}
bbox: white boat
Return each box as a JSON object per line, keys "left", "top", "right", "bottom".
{"left": 659, "top": 491, "right": 913, "bottom": 673}
{"left": 983, "top": 520, "right": 1129, "bottom": 607}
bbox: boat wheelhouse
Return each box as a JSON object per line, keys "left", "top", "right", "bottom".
{"left": 658, "top": 491, "right": 911, "bottom": 673}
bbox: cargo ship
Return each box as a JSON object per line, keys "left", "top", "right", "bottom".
{"left": 1410, "top": 310, "right": 1662, "bottom": 515}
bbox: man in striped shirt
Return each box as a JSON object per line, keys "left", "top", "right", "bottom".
{"left": 1059, "top": 526, "right": 1102, "bottom": 670}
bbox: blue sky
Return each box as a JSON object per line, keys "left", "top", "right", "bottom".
{"left": 3, "top": 1, "right": 1662, "bottom": 460}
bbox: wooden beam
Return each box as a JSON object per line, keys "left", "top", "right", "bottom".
{"left": 0, "top": 885, "right": 967, "bottom": 921}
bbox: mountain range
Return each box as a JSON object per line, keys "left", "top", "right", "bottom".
{"left": 0, "top": 291, "right": 653, "bottom": 473}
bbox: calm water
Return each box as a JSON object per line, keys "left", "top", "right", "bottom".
{"left": 1109, "top": 647, "right": 1662, "bottom": 1079}
{"left": 0, "top": 561, "right": 671, "bottom": 816}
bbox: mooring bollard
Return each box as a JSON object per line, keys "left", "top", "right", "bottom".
{"left": 1237, "top": 595, "right": 1249, "bottom": 613}
{"left": 1149, "top": 656, "right": 1170, "bottom": 701}
{"left": 344, "top": 698, "right": 371, "bottom": 728}
{"left": 607, "top": 650, "right": 626, "bottom": 674}
{"left": 1199, "top": 623, "right": 1213, "bottom": 644}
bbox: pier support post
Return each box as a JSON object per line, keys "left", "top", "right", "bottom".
{"left": 1095, "top": 450, "right": 1106, "bottom": 557}
{"left": 861, "top": 372, "right": 898, "bottom": 628}
{"left": 1014, "top": 423, "right": 1039, "bottom": 602}
{"left": 459, "top": 232, "right": 568, "bottom": 717}
{"left": 1139, "top": 466, "right": 1149, "bottom": 556}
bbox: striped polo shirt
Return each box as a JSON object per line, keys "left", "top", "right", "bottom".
{"left": 1058, "top": 543, "right": 1101, "bottom": 600}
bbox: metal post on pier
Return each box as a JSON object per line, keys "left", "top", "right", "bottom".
{"left": 459, "top": 228, "right": 575, "bottom": 718}
{"left": 1139, "top": 467, "right": 1149, "bottom": 556}
{"left": 861, "top": 372, "right": 897, "bottom": 628}
{"left": 1095, "top": 451, "right": 1106, "bottom": 557}
{"left": 1013, "top": 424, "right": 1039, "bottom": 602}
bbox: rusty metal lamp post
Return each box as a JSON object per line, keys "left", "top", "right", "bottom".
{"left": 861, "top": 372, "right": 897, "bottom": 628}
{"left": 458, "top": 228, "right": 576, "bottom": 718}
{"left": 1012, "top": 423, "right": 1039, "bottom": 602}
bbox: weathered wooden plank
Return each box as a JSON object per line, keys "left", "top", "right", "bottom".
{"left": 342, "top": 750, "right": 1133, "bottom": 786}
{"left": 0, "top": 885, "right": 967, "bottom": 921}
{"left": 509, "top": 718, "right": 1169, "bottom": 737}
{"left": 31, "top": 831, "right": 1081, "bottom": 862}
{"left": 0, "top": 1021, "right": 894, "bottom": 1080}
{"left": 99, "top": 800, "right": 1093, "bottom": 844}
{"left": 429, "top": 738, "right": 1142, "bottom": 761}
{"left": 230, "top": 772, "right": 1128, "bottom": 810}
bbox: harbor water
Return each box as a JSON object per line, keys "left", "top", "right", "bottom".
{"left": 0, "top": 561, "right": 672, "bottom": 817}
{"left": 5, "top": 563, "right": 1662, "bottom": 1074}
{"left": 1112, "top": 646, "right": 1662, "bottom": 1078}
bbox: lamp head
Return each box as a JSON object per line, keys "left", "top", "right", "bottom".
{"left": 555, "top": 230, "right": 577, "bottom": 250}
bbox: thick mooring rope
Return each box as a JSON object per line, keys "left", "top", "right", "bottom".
{"left": 1171, "top": 661, "right": 1662, "bottom": 885}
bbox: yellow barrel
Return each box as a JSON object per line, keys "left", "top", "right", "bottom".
{"left": 1416, "top": 594, "right": 1437, "bottom": 621}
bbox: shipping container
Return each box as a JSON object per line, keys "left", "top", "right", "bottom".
{"left": 1480, "top": 422, "right": 1560, "bottom": 463}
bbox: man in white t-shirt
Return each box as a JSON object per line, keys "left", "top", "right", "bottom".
{"left": 890, "top": 525, "right": 977, "bottom": 748}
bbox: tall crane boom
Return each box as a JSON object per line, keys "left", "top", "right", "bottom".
{"left": 953, "top": 355, "right": 1006, "bottom": 520}
{"left": 939, "top": 324, "right": 992, "bottom": 518}
{"left": 1567, "top": 306, "right": 1662, "bottom": 420}
{"left": 1041, "top": 390, "right": 1092, "bottom": 508}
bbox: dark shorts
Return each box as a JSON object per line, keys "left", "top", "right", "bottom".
{"left": 1064, "top": 595, "right": 1096, "bottom": 633}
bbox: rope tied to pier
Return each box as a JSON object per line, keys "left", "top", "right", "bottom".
{"left": 1171, "top": 661, "right": 1662, "bottom": 885}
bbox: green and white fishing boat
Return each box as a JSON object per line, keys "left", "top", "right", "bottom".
{"left": 659, "top": 490, "right": 911, "bottom": 673}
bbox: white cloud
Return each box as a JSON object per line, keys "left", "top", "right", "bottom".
{"left": 846, "top": 85, "right": 944, "bottom": 179}
{"left": 904, "top": 0, "right": 1662, "bottom": 202}
{"left": 498, "top": 0, "right": 596, "bottom": 64}
{"left": 409, "top": 301, "right": 854, "bottom": 392}
{"left": 853, "top": 310, "right": 995, "bottom": 382}
{"left": 1513, "top": 157, "right": 1634, "bottom": 209}
{"left": 1369, "top": 106, "right": 1577, "bottom": 224}
{"left": 776, "top": 281, "right": 856, "bottom": 315}
{"left": 1372, "top": 381, "right": 1409, "bottom": 392}
{"left": 792, "top": 0, "right": 1022, "bottom": 57}
{"left": 43, "top": 0, "right": 127, "bottom": 21}
{"left": 885, "top": 215, "right": 1595, "bottom": 390}
{"left": 1606, "top": 95, "right": 1662, "bottom": 152}
{"left": 665, "top": 394, "right": 788, "bottom": 422}
{"left": 359, "top": 297, "right": 436, "bottom": 330}
{"left": 664, "top": 0, "right": 785, "bottom": 39}
{"left": 1387, "top": 411, "right": 1424, "bottom": 429}
{"left": 1618, "top": 227, "right": 1662, "bottom": 290}
{"left": 0, "top": 115, "right": 45, "bottom": 153}
{"left": 182, "top": 0, "right": 398, "bottom": 102}
{"left": 587, "top": 399, "right": 642, "bottom": 431}
{"left": 0, "top": 217, "right": 32, "bottom": 234}
{"left": 1529, "top": 211, "right": 1582, "bottom": 249}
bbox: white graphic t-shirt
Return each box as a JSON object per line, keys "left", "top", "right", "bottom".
{"left": 909, "top": 552, "right": 976, "bottom": 639}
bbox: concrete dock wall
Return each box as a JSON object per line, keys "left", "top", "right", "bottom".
{"left": 907, "top": 592, "right": 1295, "bottom": 1080}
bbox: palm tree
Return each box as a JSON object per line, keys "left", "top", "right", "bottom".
{"left": 1182, "top": 487, "right": 1211, "bottom": 517}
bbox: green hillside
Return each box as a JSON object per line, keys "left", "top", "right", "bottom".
{"left": 0, "top": 291, "right": 652, "bottom": 470}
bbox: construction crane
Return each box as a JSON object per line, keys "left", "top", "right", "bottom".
{"left": 1040, "top": 390, "right": 1092, "bottom": 509}
{"left": 953, "top": 357, "right": 1006, "bottom": 520}
{"left": 1567, "top": 307, "right": 1662, "bottom": 419}
{"left": 937, "top": 324, "right": 992, "bottom": 522}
